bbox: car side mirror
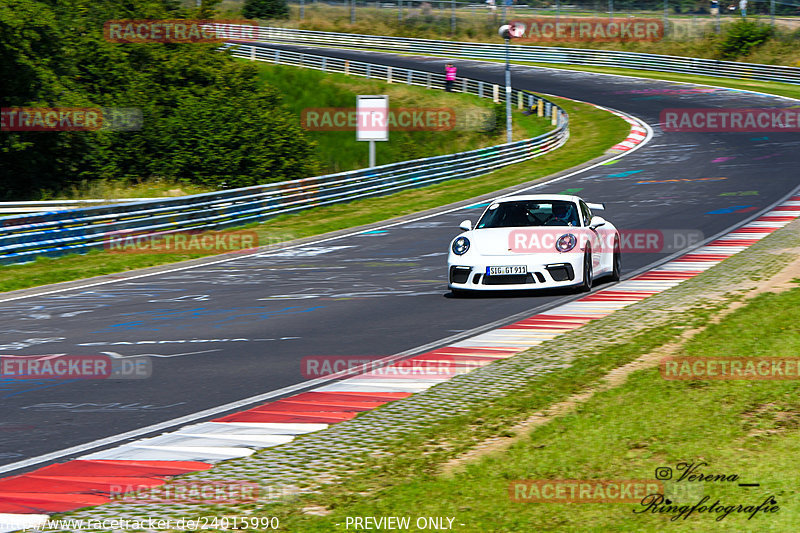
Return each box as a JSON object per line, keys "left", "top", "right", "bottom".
{"left": 589, "top": 216, "right": 606, "bottom": 229}
{"left": 459, "top": 220, "right": 472, "bottom": 231}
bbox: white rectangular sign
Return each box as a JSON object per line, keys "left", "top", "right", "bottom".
{"left": 356, "top": 95, "right": 389, "bottom": 142}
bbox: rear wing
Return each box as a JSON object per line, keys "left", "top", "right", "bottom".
{"left": 586, "top": 202, "right": 605, "bottom": 211}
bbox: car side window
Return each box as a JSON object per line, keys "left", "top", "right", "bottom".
{"left": 579, "top": 201, "right": 593, "bottom": 226}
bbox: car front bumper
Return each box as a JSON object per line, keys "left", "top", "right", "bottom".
{"left": 447, "top": 254, "right": 586, "bottom": 291}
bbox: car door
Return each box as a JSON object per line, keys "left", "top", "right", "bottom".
{"left": 579, "top": 201, "right": 603, "bottom": 273}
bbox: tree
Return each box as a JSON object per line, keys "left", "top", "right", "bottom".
{"left": 0, "top": 0, "right": 317, "bottom": 199}
{"left": 242, "top": 0, "right": 289, "bottom": 20}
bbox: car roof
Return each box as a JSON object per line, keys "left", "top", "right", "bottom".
{"left": 491, "top": 194, "right": 582, "bottom": 204}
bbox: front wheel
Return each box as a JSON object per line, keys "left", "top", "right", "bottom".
{"left": 579, "top": 249, "right": 593, "bottom": 292}
{"left": 610, "top": 238, "right": 621, "bottom": 282}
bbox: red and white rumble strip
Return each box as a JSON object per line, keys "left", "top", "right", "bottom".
{"left": 610, "top": 112, "right": 649, "bottom": 151}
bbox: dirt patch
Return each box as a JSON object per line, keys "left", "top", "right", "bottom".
{"left": 742, "top": 403, "right": 800, "bottom": 439}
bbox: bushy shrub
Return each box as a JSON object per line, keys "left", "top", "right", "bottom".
{"left": 0, "top": 0, "right": 315, "bottom": 199}
{"left": 242, "top": 0, "right": 289, "bottom": 20}
{"left": 716, "top": 20, "right": 774, "bottom": 59}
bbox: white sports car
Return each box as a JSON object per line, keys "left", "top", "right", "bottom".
{"left": 447, "top": 194, "right": 621, "bottom": 294}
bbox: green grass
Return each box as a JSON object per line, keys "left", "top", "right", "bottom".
{"left": 0, "top": 95, "right": 627, "bottom": 293}
{"left": 263, "top": 285, "right": 800, "bottom": 532}
{"left": 34, "top": 177, "right": 215, "bottom": 201}
{"left": 252, "top": 63, "right": 552, "bottom": 173}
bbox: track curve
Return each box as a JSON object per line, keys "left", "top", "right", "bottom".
{"left": 1, "top": 45, "right": 798, "bottom": 475}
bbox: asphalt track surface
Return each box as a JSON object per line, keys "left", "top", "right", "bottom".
{"left": 1, "top": 45, "right": 798, "bottom": 475}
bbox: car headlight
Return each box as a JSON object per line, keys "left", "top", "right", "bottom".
{"left": 555, "top": 233, "right": 577, "bottom": 253}
{"left": 452, "top": 236, "right": 470, "bottom": 255}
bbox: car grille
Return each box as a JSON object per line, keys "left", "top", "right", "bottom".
{"left": 483, "top": 273, "right": 536, "bottom": 285}
{"left": 545, "top": 264, "right": 575, "bottom": 282}
{"left": 449, "top": 266, "right": 472, "bottom": 284}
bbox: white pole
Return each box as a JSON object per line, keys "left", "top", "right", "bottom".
{"left": 505, "top": 37, "right": 512, "bottom": 144}
{"left": 369, "top": 140, "right": 376, "bottom": 168}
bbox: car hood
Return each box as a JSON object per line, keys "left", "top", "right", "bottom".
{"left": 466, "top": 227, "right": 583, "bottom": 256}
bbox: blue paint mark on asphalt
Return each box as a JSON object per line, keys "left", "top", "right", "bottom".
{"left": 92, "top": 305, "right": 326, "bottom": 332}
{"left": 0, "top": 379, "right": 75, "bottom": 399}
{"left": 751, "top": 136, "right": 769, "bottom": 141}
{"left": 362, "top": 230, "right": 388, "bottom": 235}
{"left": 706, "top": 205, "right": 752, "bottom": 214}
{"left": 605, "top": 170, "right": 644, "bottom": 178}
{"left": 464, "top": 202, "right": 491, "bottom": 210}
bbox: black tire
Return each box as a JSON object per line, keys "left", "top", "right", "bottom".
{"left": 580, "top": 248, "right": 593, "bottom": 292}
{"left": 610, "top": 238, "right": 621, "bottom": 282}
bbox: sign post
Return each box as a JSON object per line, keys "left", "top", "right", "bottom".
{"left": 498, "top": 23, "right": 526, "bottom": 144}
{"left": 357, "top": 95, "right": 389, "bottom": 168}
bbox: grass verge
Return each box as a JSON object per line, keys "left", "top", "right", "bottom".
{"left": 252, "top": 63, "right": 552, "bottom": 173}
{"left": 240, "top": 268, "right": 800, "bottom": 532}
{"left": 0, "top": 96, "right": 628, "bottom": 294}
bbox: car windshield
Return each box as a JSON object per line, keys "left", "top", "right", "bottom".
{"left": 476, "top": 200, "right": 580, "bottom": 228}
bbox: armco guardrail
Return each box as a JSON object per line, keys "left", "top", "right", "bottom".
{"left": 0, "top": 46, "right": 567, "bottom": 266}
{"left": 0, "top": 199, "right": 153, "bottom": 215}
{"left": 212, "top": 25, "right": 800, "bottom": 86}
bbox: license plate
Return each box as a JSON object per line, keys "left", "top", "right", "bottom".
{"left": 487, "top": 265, "right": 527, "bottom": 276}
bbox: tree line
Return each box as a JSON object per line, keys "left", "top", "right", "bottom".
{"left": 0, "top": 0, "right": 316, "bottom": 200}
